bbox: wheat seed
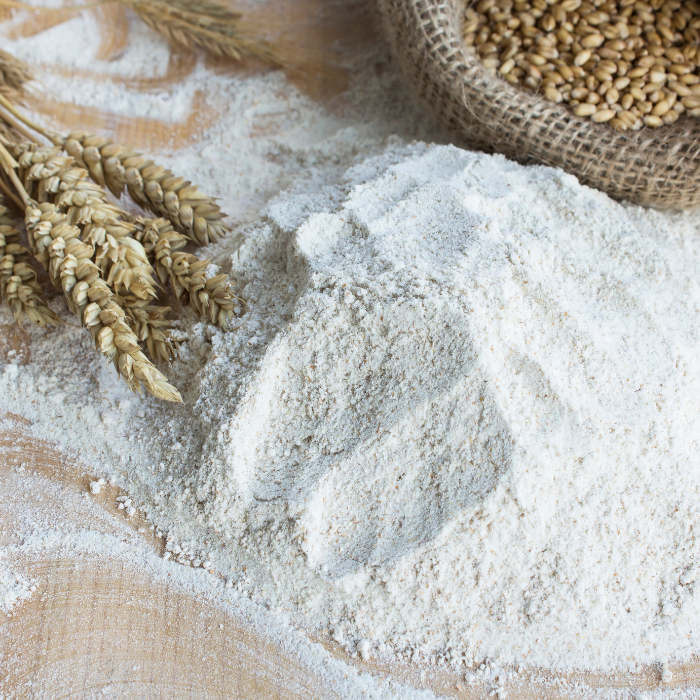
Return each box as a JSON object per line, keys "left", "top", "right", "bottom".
{"left": 463, "top": 0, "right": 700, "bottom": 130}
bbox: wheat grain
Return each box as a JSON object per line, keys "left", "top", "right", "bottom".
{"left": 64, "top": 132, "right": 228, "bottom": 246}
{"left": 134, "top": 217, "right": 188, "bottom": 282}
{"left": 463, "top": 0, "right": 700, "bottom": 131}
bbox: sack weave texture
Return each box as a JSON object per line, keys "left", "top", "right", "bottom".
{"left": 378, "top": 0, "right": 700, "bottom": 209}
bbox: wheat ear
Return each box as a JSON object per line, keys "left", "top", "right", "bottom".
{"left": 13, "top": 142, "right": 177, "bottom": 349}
{"left": 7, "top": 142, "right": 182, "bottom": 402}
{"left": 124, "top": 302, "right": 176, "bottom": 364}
{"left": 17, "top": 142, "right": 241, "bottom": 332}
{"left": 83, "top": 218, "right": 178, "bottom": 362}
{"left": 64, "top": 132, "right": 228, "bottom": 246}
{"left": 0, "top": 202, "right": 60, "bottom": 327}
{"left": 0, "top": 48, "right": 33, "bottom": 102}
{"left": 134, "top": 217, "right": 241, "bottom": 330}
{"left": 117, "top": 0, "right": 281, "bottom": 66}
{"left": 60, "top": 136, "right": 242, "bottom": 330}
{"left": 25, "top": 202, "right": 181, "bottom": 401}
{"left": 0, "top": 42, "right": 246, "bottom": 400}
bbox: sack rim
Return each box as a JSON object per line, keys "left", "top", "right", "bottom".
{"left": 379, "top": 0, "right": 700, "bottom": 209}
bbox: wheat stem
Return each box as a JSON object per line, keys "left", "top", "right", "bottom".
{"left": 0, "top": 174, "right": 26, "bottom": 211}
{"left": 0, "top": 0, "right": 281, "bottom": 67}
{"left": 0, "top": 94, "right": 61, "bottom": 146}
{"left": 0, "top": 106, "right": 40, "bottom": 144}
{"left": 0, "top": 141, "right": 29, "bottom": 206}
{"left": 0, "top": 48, "right": 35, "bottom": 106}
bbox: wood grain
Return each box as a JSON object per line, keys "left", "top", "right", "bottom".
{"left": 1, "top": 558, "right": 336, "bottom": 699}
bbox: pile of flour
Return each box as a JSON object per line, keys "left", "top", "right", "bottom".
{"left": 173, "top": 143, "right": 700, "bottom": 670}
{"left": 6, "top": 141, "right": 700, "bottom": 673}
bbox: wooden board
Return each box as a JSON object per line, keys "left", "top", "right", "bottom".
{"left": 1, "top": 1, "right": 700, "bottom": 697}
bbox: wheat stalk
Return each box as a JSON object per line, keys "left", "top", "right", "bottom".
{"left": 8, "top": 140, "right": 243, "bottom": 394}
{"left": 0, "top": 0, "right": 286, "bottom": 67}
{"left": 25, "top": 200, "right": 181, "bottom": 402}
{"left": 9, "top": 139, "right": 243, "bottom": 345}
{"left": 0, "top": 42, "right": 247, "bottom": 401}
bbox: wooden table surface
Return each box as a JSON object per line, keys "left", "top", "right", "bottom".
{"left": 1, "top": 1, "right": 699, "bottom": 697}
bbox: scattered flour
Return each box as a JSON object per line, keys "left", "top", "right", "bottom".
{"left": 0, "top": 561, "right": 35, "bottom": 614}
{"left": 4, "top": 0, "right": 700, "bottom": 689}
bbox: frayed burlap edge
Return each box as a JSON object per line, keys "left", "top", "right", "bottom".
{"left": 378, "top": 0, "right": 700, "bottom": 209}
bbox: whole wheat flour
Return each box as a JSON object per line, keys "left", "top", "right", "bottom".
{"left": 166, "top": 144, "right": 700, "bottom": 672}
{"left": 4, "top": 0, "right": 700, "bottom": 685}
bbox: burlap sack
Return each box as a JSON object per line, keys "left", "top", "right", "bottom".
{"left": 378, "top": 0, "right": 700, "bottom": 209}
